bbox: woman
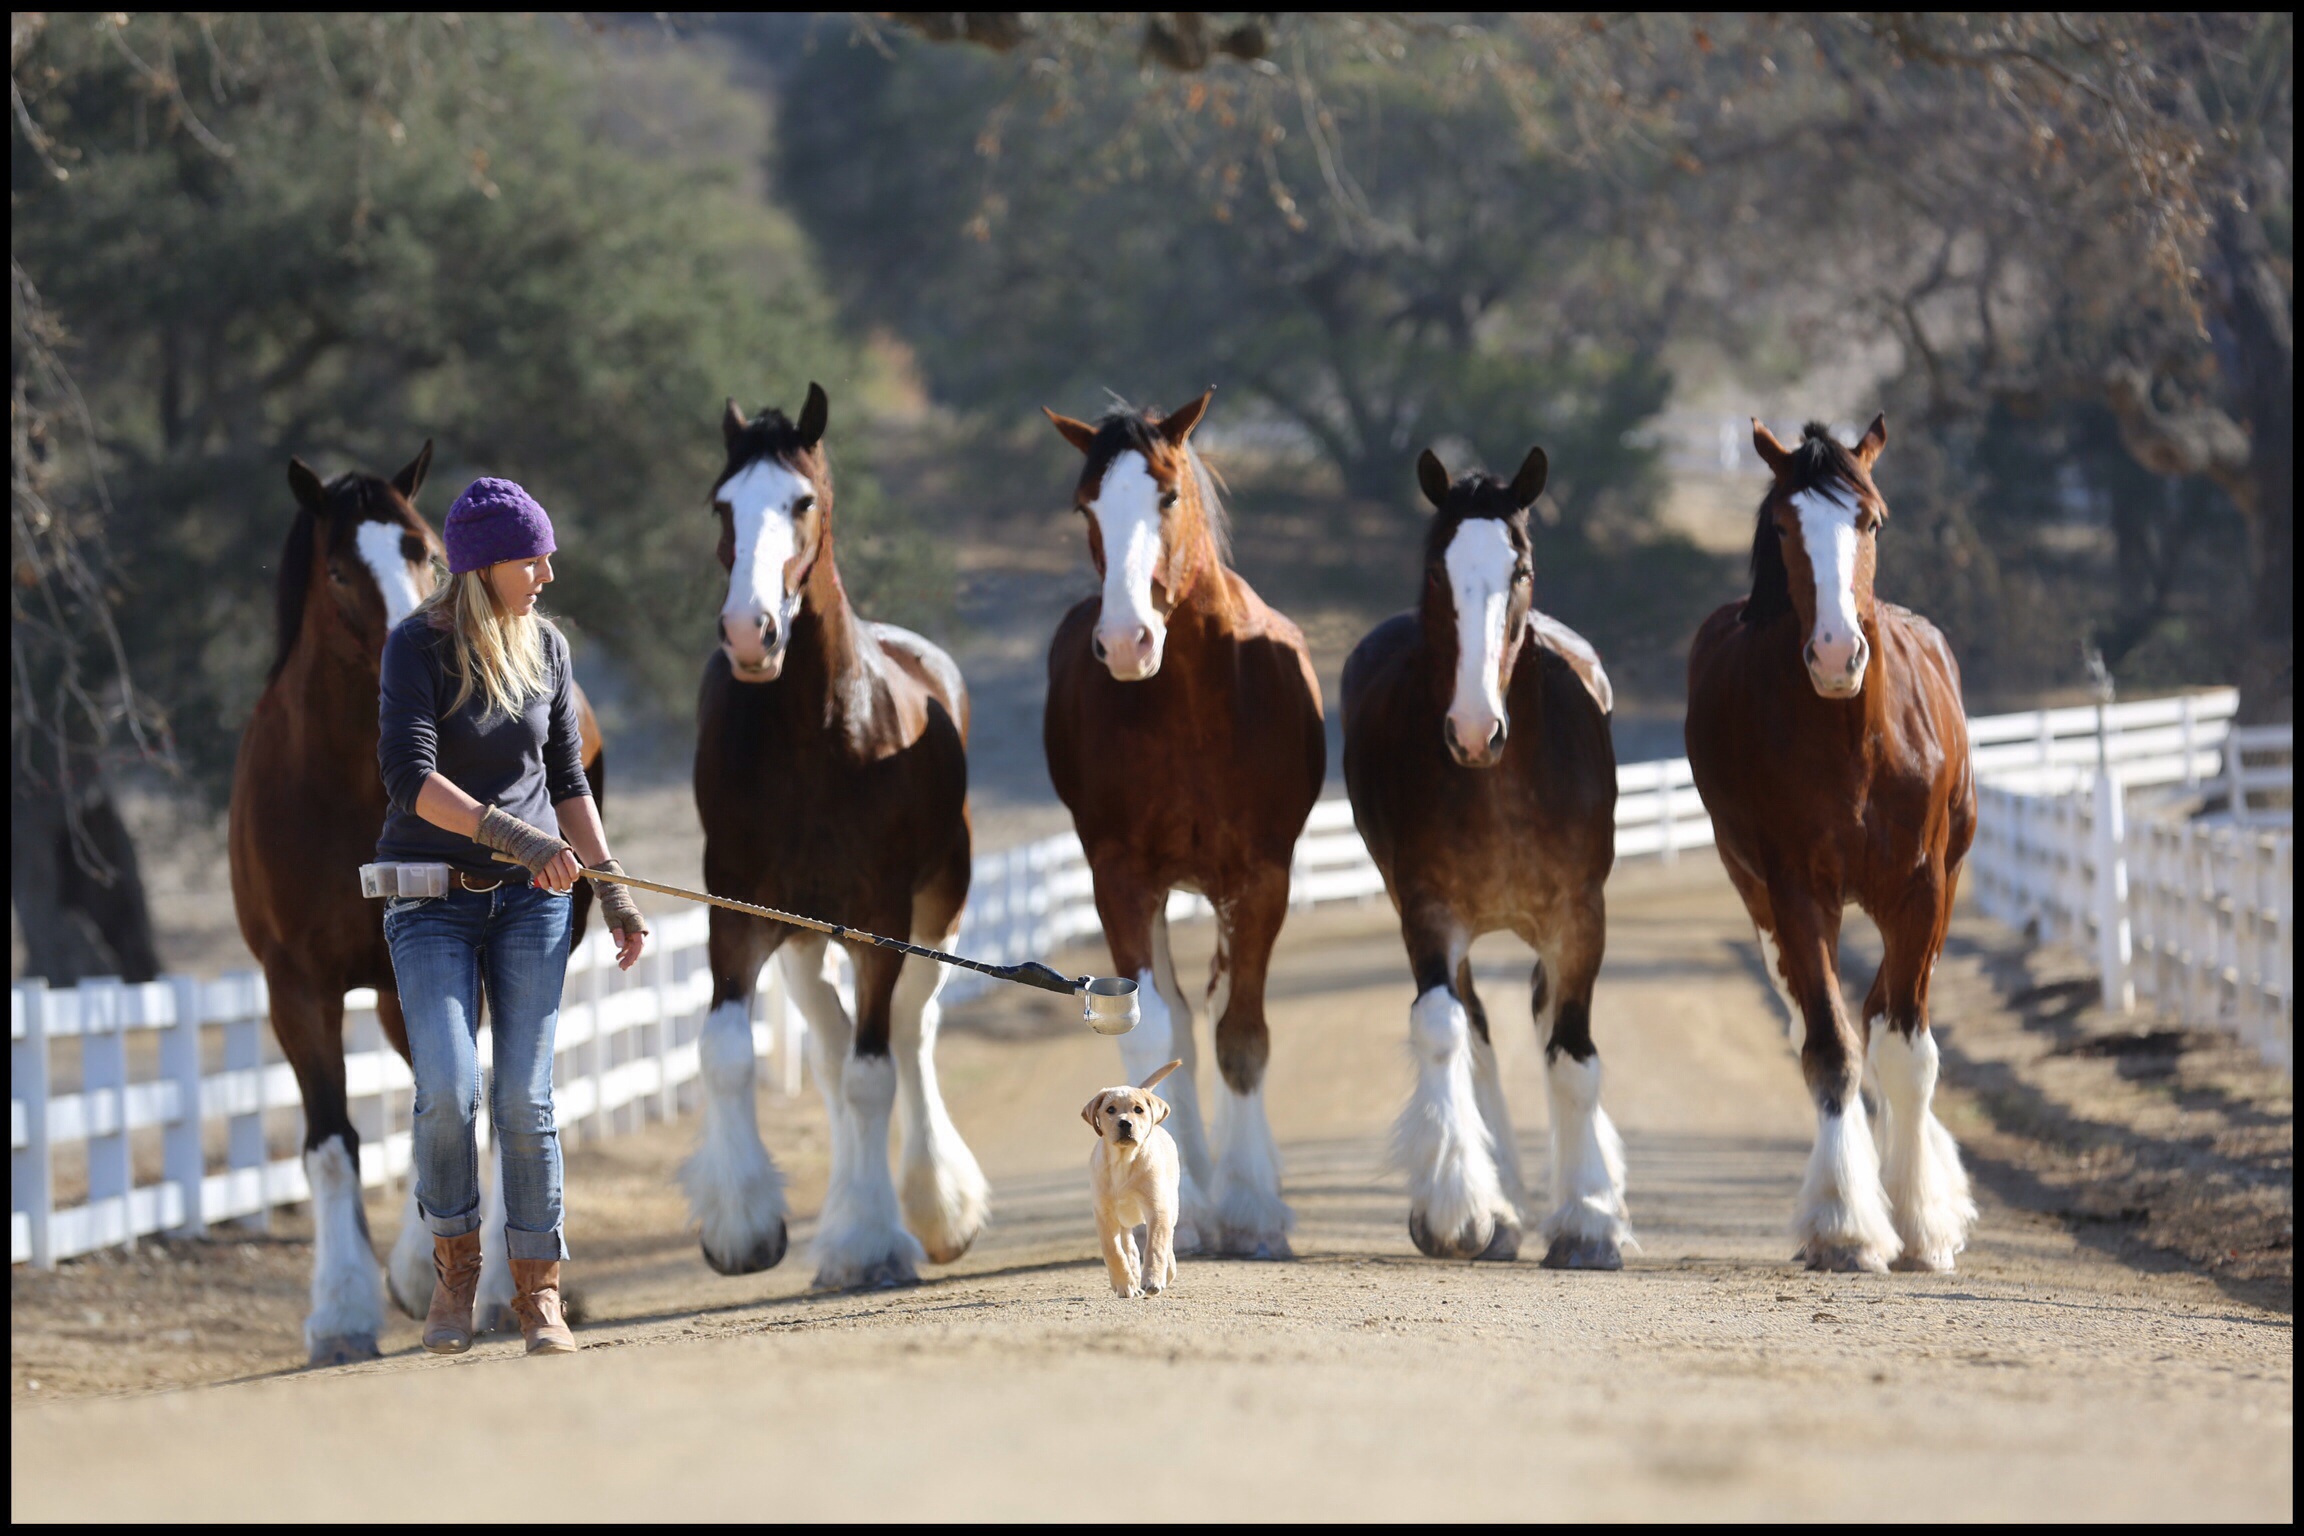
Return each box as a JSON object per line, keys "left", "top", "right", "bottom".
{"left": 377, "top": 477, "right": 648, "bottom": 1357}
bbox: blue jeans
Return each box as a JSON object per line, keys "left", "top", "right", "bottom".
{"left": 384, "top": 882, "right": 571, "bottom": 1261}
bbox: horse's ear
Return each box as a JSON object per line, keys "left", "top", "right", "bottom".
{"left": 287, "top": 457, "right": 327, "bottom": 513}
{"left": 722, "top": 397, "right": 749, "bottom": 450}
{"left": 1157, "top": 386, "right": 1214, "bottom": 446}
{"left": 1509, "top": 446, "right": 1549, "bottom": 509}
{"left": 1751, "top": 418, "right": 1794, "bottom": 477}
{"left": 392, "top": 440, "right": 434, "bottom": 502}
{"left": 1044, "top": 407, "right": 1099, "bottom": 456}
{"left": 797, "top": 382, "right": 830, "bottom": 448}
{"left": 1854, "top": 413, "right": 1887, "bottom": 471}
{"left": 1416, "top": 448, "right": 1452, "bottom": 511}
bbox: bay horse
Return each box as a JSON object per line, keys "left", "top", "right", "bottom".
{"left": 228, "top": 444, "right": 605, "bottom": 1364}
{"left": 1684, "top": 418, "right": 1977, "bottom": 1273}
{"left": 1343, "top": 447, "right": 1629, "bottom": 1267}
{"left": 685, "top": 383, "right": 987, "bottom": 1290}
{"left": 1042, "top": 392, "right": 1326, "bottom": 1257}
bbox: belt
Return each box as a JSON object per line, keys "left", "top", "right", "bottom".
{"left": 450, "top": 868, "right": 512, "bottom": 892}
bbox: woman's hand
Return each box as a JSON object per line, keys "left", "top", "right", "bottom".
{"left": 612, "top": 921, "right": 647, "bottom": 972}
{"left": 534, "top": 846, "right": 582, "bottom": 894}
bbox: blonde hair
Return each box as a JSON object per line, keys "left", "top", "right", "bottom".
{"left": 417, "top": 566, "right": 550, "bottom": 721}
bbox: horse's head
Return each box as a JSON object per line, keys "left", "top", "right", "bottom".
{"left": 713, "top": 383, "right": 832, "bottom": 684}
{"left": 1415, "top": 446, "right": 1547, "bottom": 768}
{"left": 276, "top": 442, "right": 438, "bottom": 678}
{"left": 1749, "top": 417, "right": 1888, "bottom": 700}
{"left": 1043, "top": 389, "right": 1222, "bottom": 682}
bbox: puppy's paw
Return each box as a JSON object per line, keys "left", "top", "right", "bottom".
{"left": 1112, "top": 1282, "right": 1144, "bottom": 1299}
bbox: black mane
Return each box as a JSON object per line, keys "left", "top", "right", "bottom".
{"left": 1744, "top": 422, "right": 1866, "bottom": 627}
{"left": 1421, "top": 472, "right": 1524, "bottom": 567}
{"left": 715, "top": 407, "right": 828, "bottom": 498}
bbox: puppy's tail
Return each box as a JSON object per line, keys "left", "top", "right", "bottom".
{"left": 1137, "top": 1059, "right": 1183, "bottom": 1092}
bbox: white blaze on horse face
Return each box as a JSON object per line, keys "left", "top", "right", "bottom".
{"left": 719, "top": 458, "right": 814, "bottom": 681}
{"left": 1090, "top": 452, "right": 1168, "bottom": 681}
{"left": 1792, "top": 485, "right": 1868, "bottom": 696}
{"left": 354, "top": 520, "right": 424, "bottom": 630}
{"left": 1443, "top": 518, "right": 1517, "bottom": 765}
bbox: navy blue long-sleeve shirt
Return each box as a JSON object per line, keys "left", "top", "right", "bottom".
{"left": 376, "top": 613, "right": 589, "bottom": 876}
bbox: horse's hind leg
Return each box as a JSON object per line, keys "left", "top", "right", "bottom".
{"left": 374, "top": 986, "right": 438, "bottom": 1320}
{"left": 892, "top": 858, "right": 990, "bottom": 1264}
{"left": 813, "top": 942, "right": 926, "bottom": 1290}
{"left": 272, "top": 967, "right": 385, "bottom": 1365}
{"left": 1527, "top": 896, "right": 1630, "bottom": 1270}
{"left": 1864, "top": 877, "right": 1976, "bottom": 1272}
{"left": 1458, "top": 956, "right": 1528, "bottom": 1227}
{"left": 1770, "top": 888, "right": 1898, "bottom": 1272}
{"left": 1396, "top": 913, "right": 1515, "bottom": 1261}
{"left": 1208, "top": 863, "right": 1294, "bottom": 1258}
{"left": 679, "top": 907, "right": 790, "bottom": 1275}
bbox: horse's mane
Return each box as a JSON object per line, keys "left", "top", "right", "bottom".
{"left": 1081, "top": 408, "right": 1232, "bottom": 564}
{"left": 1744, "top": 422, "right": 1865, "bottom": 627}
{"left": 1420, "top": 473, "right": 1519, "bottom": 567}
{"left": 715, "top": 408, "right": 832, "bottom": 504}
{"left": 270, "top": 505, "right": 319, "bottom": 682}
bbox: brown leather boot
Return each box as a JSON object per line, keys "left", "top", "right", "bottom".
{"left": 509, "top": 1258, "right": 578, "bottom": 1355}
{"left": 422, "top": 1231, "right": 485, "bottom": 1355}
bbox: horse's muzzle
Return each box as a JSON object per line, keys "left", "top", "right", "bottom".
{"left": 1445, "top": 714, "right": 1507, "bottom": 768}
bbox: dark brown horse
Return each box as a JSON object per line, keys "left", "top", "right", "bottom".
{"left": 1343, "top": 447, "right": 1628, "bottom": 1267}
{"left": 1685, "top": 418, "right": 1977, "bottom": 1273}
{"left": 1042, "top": 393, "right": 1326, "bottom": 1257}
{"left": 686, "top": 383, "right": 986, "bottom": 1290}
{"left": 228, "top": 444, "right": 605, "bottom": 1363}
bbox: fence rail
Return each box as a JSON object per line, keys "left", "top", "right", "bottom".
{"left": 14, "top": 688, "right": 2283, "bottom": 1267}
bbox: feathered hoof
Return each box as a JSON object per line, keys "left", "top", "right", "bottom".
{"left": 1797, "top": 1240, "right": 1893, "bottom": 1274}
{"left": 1210, "top": 1224, "right": 1293, "bottom": 1260}
{"left": 702, "top": 1217, "right": 789, "bottom": 1276}
{"left": 813, "top": 1253, "right": 920, "bottom": 1292}
{"left": 1408, "top": 1208, "right": 1506, "bottom": 1261}
{"left": 306, "top": 1333, "right": 380, "bottom": 1368}
{"left": 1890, "top": 1248, "right": 1956, "bottom": 1274}
{"left": 386, "top": 1270, "right": 427, "bottom": 1321}
{"left": 1539, "top": 1234, "right": 1621, "bottom": 1270}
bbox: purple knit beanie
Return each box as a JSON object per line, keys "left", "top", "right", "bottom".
{"left": 443, "top": 477, "right": 556, "bottom": 575}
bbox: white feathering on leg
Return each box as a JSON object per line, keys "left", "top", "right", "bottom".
{"left": 1795, "top": 1092, "right": 1901, "bottom": 1270}
{"left": 1539, "top": 1051, "right": 1632, "bottom": 1251}
{"left": 892, "top": 951, "right": 989, "bottom": 1263}
{"left": 302, "top": 1136, "right": 384, "bottom": 1359}
{"left": 1395, "top": 987, "right": 1512, "bottom": 1257}
{"left": 1869, "top": 1022, "right": 1976, "bottom": 1271}
{"left": 678, "top": 998, "right": 790, "bottom": 1271}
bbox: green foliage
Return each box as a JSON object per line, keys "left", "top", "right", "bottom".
{"left": 13, "top": 14, "right": 889, "bottom": 790}
{"left": 773, "top": 27, "right": 1675, "bottom": 519}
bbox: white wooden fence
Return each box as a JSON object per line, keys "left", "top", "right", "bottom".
{"left": 13, "top": 688, "right": 2285, "bottom": 1267}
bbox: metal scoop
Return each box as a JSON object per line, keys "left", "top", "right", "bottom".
{"left": 499, "top": 858, "right": 1136, "bottom": 1034}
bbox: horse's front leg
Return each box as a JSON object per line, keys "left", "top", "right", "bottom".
{"left": 1395, "top": 911, "right": 1516, "bottom": 1261}
{"left": 1208, "top": 862, "right": 1294, "bottom": 1258}
{"left": 1526, "top": 893, "right": 1630, "bottom": 1270}
{"left": 1093, "top": 865, "right": 1212, "bottom": 1247}
{"left": 1862, "top": 874, "right": 1976, "bottom": 1272}
{"left": 892, "top": 869, "right": 989, "bottom": 1264}
{"left": 273, "top": 966, "right": 387, "bottom": 1365}
{"left": 678, "top": 908, "right": 790, "bottom": 1275}
{"left": 812, "top": 942, "right": 925, "bottom": 1290}
{"left": 1769, "top": 888, "right": 1899, "bottom": 1272}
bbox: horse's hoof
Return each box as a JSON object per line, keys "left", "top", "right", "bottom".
{"left": 1220, "top": 1229, "right": 1294, "bottom": 1261}
{"left": 1890, "top": 1250, "right": 1955, "bottom": 1274}
{"left": 386, "top": 1273, "right": 427, "bottom": 1321}
{"left": 1539, "top": 1234, "right": 1621, "bottom": 1270}
{"left": 307, "top": 1334, "right": 380, "bottom": 1368}
{"left": 703, "top": 1217, "right": 789, "bottom": 1276}
{"left": 1408, "top": 1209, "right": 1495, "bottom": 1261}
{"left": 1477, "top": 1222, "right": 1522, "bottom": 1263}
{"left": 1798, "top": 1242, "right": 1892, "bottom": 1274}
{"left": 814, "top": 1255, "right": 919, "bottom": 1292}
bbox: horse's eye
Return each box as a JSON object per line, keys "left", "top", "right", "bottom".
{"left": 1159, "top": 490, "right": 1179, "bottom": 511}
{"left": 401, "top": 533, "right": 425, "bottom": 564}
{"left": 794, "top": 495, "right": 816, "bottom": 516}
{"left": 1513, "top": 567, "right": 1532, "bottom": 585}
{"left": 713, "top": 500, "right": 731, "bottom": 518}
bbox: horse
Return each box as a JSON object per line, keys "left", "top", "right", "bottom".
{"left": 1684, "top": 417, "right": 1978, "bottom": 1273}
{"left": 683, "top": 383, "right": 987, "bottom": 1290}
{"left": 1342, "top": 447, "right": 1631, "bottom": 1268}
{"left": 1042, "top": 392, "right": 1326, "bottom": 1257}
{"left": 227, "top": 443, "right": 606, "bottom": 1364}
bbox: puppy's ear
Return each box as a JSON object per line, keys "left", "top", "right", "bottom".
{"left": 1081, "top": 1091, "right": 1108, "bottom": 1132}
{"left": 1148, "top": 1093, "right": 1171, "bottom": 1126}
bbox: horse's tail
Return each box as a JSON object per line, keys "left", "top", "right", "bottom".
{"left": 570, "top": 742, "right": 605, "bottom": 947}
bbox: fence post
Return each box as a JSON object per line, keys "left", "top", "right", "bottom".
{"left": 585, "top": 933, "right": 609, "bottom": 1146}
{"left": 2226, "top": 731, "right": 2250, "bottom": 826}
{"left": 13, "top": 982, "right": 54, "bottom": 1269}
{"left": 1659, "top": 763, "right": 1680, "bottom": 865}
{"left": 81, "top": 977, "right": 131, "bottom": 1253}
{"left": 2180, "top": 694, "right": 2199, "bottom": 788}
{"left": 2093, "top": 769, "right": 2135, "bottom": 1014}
{"left": 222, "top": 972, "right": 270, "bottom": 1231}
{"left": 161, "top": 975, "right": 207, "bottom": 1238}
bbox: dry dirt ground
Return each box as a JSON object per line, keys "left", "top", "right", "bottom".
{"left": 11, "top": 861, "right": 2291, "bottom": 1522}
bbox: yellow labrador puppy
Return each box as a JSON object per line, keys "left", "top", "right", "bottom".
{"left": 1083, "top": 1060, "right": 1183, "bottom": 1299}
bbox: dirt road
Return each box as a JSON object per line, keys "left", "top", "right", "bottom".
{"left": 11, "top": 864, "right": 2292, "bottom": 1521}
